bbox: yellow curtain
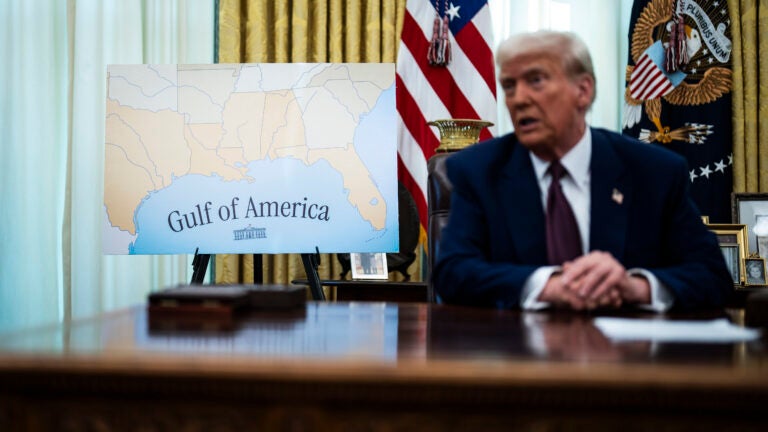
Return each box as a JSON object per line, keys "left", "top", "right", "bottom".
{"left": 731, "top": 0, "right": 768, "bottom": 192}
{"left": 215, "top": 0, "right": 419, "bottom": 286}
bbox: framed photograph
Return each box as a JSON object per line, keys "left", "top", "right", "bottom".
{"left": 732, "top": 193, "right": 768, "bottom": 256}
{"left": 706, "top": 223, "right": 748, "bottom": 286}
{"left": 350, "top": 253, "right": 388, "bottom": 280}
{"left": 744, "top": 257, "right": 768, "bottom": 286}
{"left": 720, "top": 244, "right": 741, "bottom": 284}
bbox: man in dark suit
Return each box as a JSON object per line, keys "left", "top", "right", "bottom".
{"left": 433, "top": 31, "right": 732, "bottom": 311}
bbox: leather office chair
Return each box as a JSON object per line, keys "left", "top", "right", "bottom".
{"left": 427, "top": 153, "right": 453, "bottom": 302}
{"left": 385, "top": 182, "right": 420, "bottom": 279}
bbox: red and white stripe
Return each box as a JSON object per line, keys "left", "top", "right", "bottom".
{"left": 629, "top": 53, "right": 676, "bottom": 101}
{"left": 396, "top": 0, "right": 497, "bottom": 239}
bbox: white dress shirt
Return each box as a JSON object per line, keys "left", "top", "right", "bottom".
{"left": 520, "top": 129, "right": 674, "bottom": 312}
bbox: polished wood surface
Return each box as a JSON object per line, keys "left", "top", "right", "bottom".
{"left": 293, "top": 278, "right": 429, "bottom": 302}
{"left": 1, "top": 302, "right": 766, "bottom": 431}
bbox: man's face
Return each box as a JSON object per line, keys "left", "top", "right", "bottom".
{"left": 498, "top": 53, "right": 593, "bottom": 159}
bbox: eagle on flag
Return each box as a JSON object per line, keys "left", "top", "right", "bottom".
{"left": 622, "top": 0, "right": 734, "bottom": 223}
{"left": 623, "top": 0, "right": 731, "bottom": 146}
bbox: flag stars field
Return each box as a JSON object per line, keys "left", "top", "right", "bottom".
{"left": 447, "top": 3, "right": 461, "bottom": 20}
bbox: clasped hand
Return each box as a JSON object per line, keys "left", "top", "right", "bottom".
{"left": 540, "top": 251, "right": 651, "bottom": 310}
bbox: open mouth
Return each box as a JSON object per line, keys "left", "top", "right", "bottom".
{"left": 516, "top": 117, "right": 539, "bottom": 130}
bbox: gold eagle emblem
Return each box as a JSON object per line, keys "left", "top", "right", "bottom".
{"left": 623, "top": 0, "right": 732, "bottom": 145}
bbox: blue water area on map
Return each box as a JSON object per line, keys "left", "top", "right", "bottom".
{"left": 353, "top": 84, "right": 396, "bottom": 188}
{"left": 130, "top": 85, "right": 398, "bottom": 255}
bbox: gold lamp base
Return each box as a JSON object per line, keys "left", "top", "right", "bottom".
{"left": 428, "top": 118, "right": 493, "bottom": 152}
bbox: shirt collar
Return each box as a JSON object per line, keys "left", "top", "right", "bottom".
{"left": 530, "top": 128, "right": 591, "bottom": 187}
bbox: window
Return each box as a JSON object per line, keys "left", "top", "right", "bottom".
{"left": 488, "top": 0, "right": 634, "bottom": 134}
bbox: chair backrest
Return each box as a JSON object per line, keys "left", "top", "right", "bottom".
{"left": 385, "top": 182, "right": 420, "bottom": 280}
{"left": 427, "top": 153, "right": 453, "bottom": 302}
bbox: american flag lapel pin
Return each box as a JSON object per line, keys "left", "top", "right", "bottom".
{"left": 612, "top": 188, "right": 624, "bottom": 205}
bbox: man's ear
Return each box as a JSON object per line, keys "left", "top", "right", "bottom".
{"left": 574, "top": 74, "right": 595, "bottom": 110}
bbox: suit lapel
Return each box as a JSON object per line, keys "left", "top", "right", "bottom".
{"left": 498, "top": 140, "right": 548, "bottom": 263}
{"left": 589, "top": 129, "right": 629, "bottom": 260}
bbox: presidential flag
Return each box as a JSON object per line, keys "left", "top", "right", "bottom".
{"left": 396, "top": 0, "right": 497, "bottom": 241}
{"left": 622, "top": 0, "right": 733, "bottom": 222}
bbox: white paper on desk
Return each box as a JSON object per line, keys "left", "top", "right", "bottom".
{"left": 593, "top": 317, "right": 761, "bottom": 343}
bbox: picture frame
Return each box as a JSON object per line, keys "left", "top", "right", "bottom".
{"left": 706, "top": 223, "right": 748, "bottom": 286}
{"left": 720, "top": 244, "right": 741, "bottom": 285}
{"left": 350, "top": 253, "right": 389, "bottom": 280}
{"left": 731, "top": 193, "right": 768, "bottom": 256}
{"left": 743, "top": 257, "right": 768, "bottom": 286}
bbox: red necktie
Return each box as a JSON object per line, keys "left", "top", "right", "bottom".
{"left": 546, "top": 160, "right": 582, "bottom": 265}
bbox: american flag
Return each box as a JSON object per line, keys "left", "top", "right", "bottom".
{"left": 396, "top": 0, "right": 497, "bottom": 241}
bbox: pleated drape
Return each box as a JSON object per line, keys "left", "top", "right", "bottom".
{"left": 730, "top": 0, "right": 768, "bottom": 192}
{"left": 214, "top": 0, "right": 417, "bottom": 286}
{"left": 218, "top": 0, "right": 403, "bottom": 63}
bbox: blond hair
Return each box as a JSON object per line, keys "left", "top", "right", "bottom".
{"left": 497, "top": 31, "right": 596, "bottom": 106}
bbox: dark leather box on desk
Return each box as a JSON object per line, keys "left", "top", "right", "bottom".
{"left": 147, "top": 285, "right": 250, "bottom": 331}
{"left": 248, "top": 284, "right": 307, "bottom": 309}
{"left": 148, "top": 285, "right": 250, "bottom": 312}
{"left": 147, "top": 284, "right": 306, "bottom": 330}
{"left": 149, "top": 284, "right": 307, "bottom": 311}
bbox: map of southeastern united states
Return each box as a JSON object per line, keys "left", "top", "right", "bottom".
{"left": 105, "top": 98, "right": 248, "bottom": 235}
{"left": 104, "top": 64, "right": 391, "bottom": 237}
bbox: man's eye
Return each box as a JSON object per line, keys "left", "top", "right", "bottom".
{"left": 529, "top": 74, "right": 544, "bottom": 86}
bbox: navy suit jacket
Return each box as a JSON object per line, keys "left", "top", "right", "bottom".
{"left": 433, "top": 128, "right": 732, "bottom": 310}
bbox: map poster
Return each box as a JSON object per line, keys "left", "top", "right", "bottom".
{"left": 103, "top": 63, "right": 398, "bottom": 255}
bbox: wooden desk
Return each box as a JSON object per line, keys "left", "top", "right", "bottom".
{"left": 292, "top": 278, "right": 429, "bottom": 302}
{"left": 1, "top": 303, "right": 766, "bottom": 431}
